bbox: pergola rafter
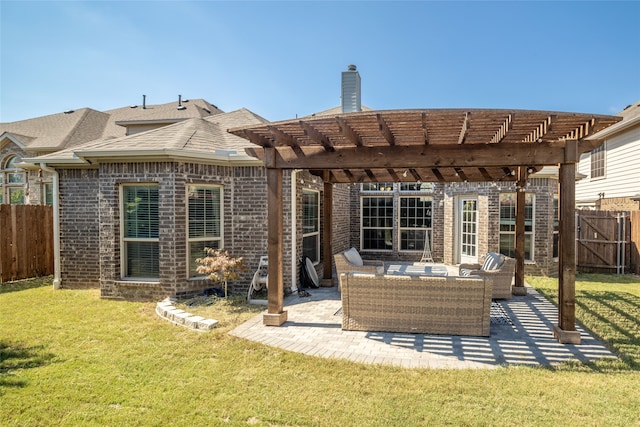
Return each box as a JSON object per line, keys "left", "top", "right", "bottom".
{"left": 230, "top": 108, "right": 621, "bottom": 343}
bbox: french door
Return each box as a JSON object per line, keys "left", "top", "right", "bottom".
{"left": 458, "top": 198, "right": 478, "bottom": 264}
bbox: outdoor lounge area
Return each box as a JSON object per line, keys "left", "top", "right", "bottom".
{"left": 230, "top": 285, "right": 616, "bottom": 369}
{"left": 332, "top": 248, "right": 513, "bottom": 336}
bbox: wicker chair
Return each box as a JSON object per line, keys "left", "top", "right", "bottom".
{"left": 459, "top": 253, "right": 515, "bottom": 299}
{"left": 334, "top": 248, "right": 384, "bottom": 290}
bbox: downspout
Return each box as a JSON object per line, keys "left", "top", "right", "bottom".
{"left": 40, "top": 163, "right": 61, "bottom": 289}
{"left": 291, "top": 169, "right": 302, "bottom": 292}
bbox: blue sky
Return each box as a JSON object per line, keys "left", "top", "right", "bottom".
{"left": 1, "top": 1, "right": 639, "bottom": 123}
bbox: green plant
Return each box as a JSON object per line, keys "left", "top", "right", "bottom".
{"left": 195, "top": 248, "right": 244, "bottom": 297}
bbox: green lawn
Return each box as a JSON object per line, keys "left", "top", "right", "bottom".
{"left": 2, "top": 275, "right": 640, "bottom": 426}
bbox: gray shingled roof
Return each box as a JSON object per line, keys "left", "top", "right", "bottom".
{"left": 25, "top": 108, "right": 268, "bottom": 166}
{"left": 1, "top": 99, "right": 223, "bottom": 153}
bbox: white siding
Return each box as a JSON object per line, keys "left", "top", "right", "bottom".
{"left": 576, "top": 125, "right": 640, "bottom": 203}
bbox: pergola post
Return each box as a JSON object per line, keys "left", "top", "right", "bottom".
{"left": 321, "top": 175, "right": 333, "bottom": 286}
{"left": 553, "top": 139, "right": 580, "bottom": 344}
{"left": 264, "top": 163, "right": 287, "bottom": 326}
{"left": 513, "top": 166, "right": 528, "bottom": 296}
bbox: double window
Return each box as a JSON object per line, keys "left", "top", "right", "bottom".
{"left": 1, "top": 155, "right": 25, "bottom": 204}
{"left": 188, "top": 185, "right": 223, "bottom": 277}
{"left": 499, "top": 193, "right": 534, "bottom": 261}
{"left": 121, "top": 183, "right": 223, "bottom": 279}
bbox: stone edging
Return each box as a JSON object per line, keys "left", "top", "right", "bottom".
{"left": 155, "top": 298, "right": 219, "bottom": 332}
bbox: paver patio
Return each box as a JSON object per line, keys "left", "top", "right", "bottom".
{"left": 230, "top": 284, "right": 616, "bottom": 369}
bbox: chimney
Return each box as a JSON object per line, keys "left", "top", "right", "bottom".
{"left": 341, "top": 64, "right": 361, "bottom": 113}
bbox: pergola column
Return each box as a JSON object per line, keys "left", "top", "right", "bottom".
{"left": 513, "top": 166, "right": 528, "bottom": 295}
{"left": 553, "top": 139, "right": 580, "bottom": 344}
{"left": 264, "top": 164, "right": 287, "bottom": 326}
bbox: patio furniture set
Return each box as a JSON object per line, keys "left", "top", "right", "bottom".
{"left": 334, "top": 248, "right": 515, "bottom": 337}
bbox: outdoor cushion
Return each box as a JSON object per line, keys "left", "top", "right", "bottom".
{"left": 343, "top": 247, "right": 364, "bottom": 267}
{"left": 481, "top": 252, "right": 504, "bottom": 271}
{"left": 460, "top": 268, "right": 473, "bottom": 277}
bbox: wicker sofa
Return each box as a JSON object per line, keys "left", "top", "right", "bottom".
{"left": 459, "top": 252, "right": 515, "bottom": 300}
{"left": 340, "top": 272, "right": 492, "bottom": 336}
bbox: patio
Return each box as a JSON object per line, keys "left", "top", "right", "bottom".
{"left": 230, "top": 283, "right": 615, "bottom": 369}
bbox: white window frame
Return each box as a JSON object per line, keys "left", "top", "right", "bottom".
{"left": 499, "top": 192, "right": 535, "bottom": 262}
{"left": 398, "top": 195, "right": 433, "bottom": 252}
{"left": 360, "top": 195, "right": 394, "bottom": 252}
{"left": 187, "top": 184, "right": 224, "bottom": 278}
{"left": 120, "top": 183, "right": 160, "bottom": 280}
{"left": 1, "top": 154, "right": 26, "bottom": 204}
{"left": 590, "top": 142, "right": 606, "bottom": 180}
{"left": 302, "top": 189, "right": 320, "bottom": 264}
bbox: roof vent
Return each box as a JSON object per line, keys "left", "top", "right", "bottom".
{"left": 203, "top": 108, "right": 211, "bottom": 114}
{"left": 64, "top": 110, "right": 74, "bottom": 114}
{"left": 177, "top": 106, "right": 187, "bottom": 111}
{"left": 130, "top": 105, "right": 138, "bottom": 109}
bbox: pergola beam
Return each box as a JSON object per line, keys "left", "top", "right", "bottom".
{"left": 250, "top": 142, "right": 576, "bottom": 170}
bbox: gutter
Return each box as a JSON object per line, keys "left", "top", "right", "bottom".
{"left": 39, "top": 163, "right": 62, "bottom": 289}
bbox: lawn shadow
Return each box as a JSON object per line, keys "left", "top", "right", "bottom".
{"left": 0, "top": 276, "right": 52, "bottom": 295}
{"left": 536, "top": 287, "right": 640, "bottom": 372}
{"left": 0, "top": 341, "right": 56, "bottom": 391}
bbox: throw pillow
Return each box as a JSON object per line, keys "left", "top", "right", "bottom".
{"left": 481, "top": 252, "right": 504, "bottom": 271}
{"left": 343, "top": 247, "right": 364, "bottom": 267}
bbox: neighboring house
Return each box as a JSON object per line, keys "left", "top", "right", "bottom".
{"left": 1, "top": 98, "right": 223, "bottom": 205}
{"left": 576, "top": 101, "right": 640, "bottom": 210}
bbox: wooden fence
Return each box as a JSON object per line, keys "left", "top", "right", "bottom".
{"left": 0, "top": 204, "right": 54, "bottom": 282}
{"left": 576, "top": 209, "right": 636, "bottom": 274}
{"left": 631, "top": 210, "right": 640, "bottom": 275}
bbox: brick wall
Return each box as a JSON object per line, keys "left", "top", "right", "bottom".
{"left": 598, "top": 197, "right": 640, "bottom": 211}
{"left": 58, "top": 168, "right": 101, "bottom": 288}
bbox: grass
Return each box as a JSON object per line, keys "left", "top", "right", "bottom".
{"left": 2, "top": 275, "right": 640, "bottom": 426}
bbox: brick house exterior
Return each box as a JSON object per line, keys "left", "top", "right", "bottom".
{"left": 347, "top": 174, "right": 558, "bottom": 277}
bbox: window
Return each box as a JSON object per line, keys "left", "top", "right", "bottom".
{"left": 43, "top": 183, "right": 54, "bottom": 206}
{"left": 122, "top": 184, "right": 159, "bottom": 279}
{"left": 362, "top": 182, "right": 394, "bottom": 192}
{"left": 399, "top": 196, "right": 432, "bottom": 251}
{"left": 1, "top": 155, "right": 25, "bottom": 204}
{"left": 553, "top": 196, "right": 559, "bottom": 259}
{"left": 591, "top": 143, "right": 605, "bottom": 179}
{"left": 302, "top": 189, "right": 320, "bottom": 263}
{"left": 361, "top": 196, "right": 393, "bottom": 250}
{"left": 499, "top": 193, "right": 534, "bottom": 261}
{"left": 188, "top": 185, "right": 222, "bottom": 277}
{"left": 400, "top": 182, "right": 433, "bottom": 192}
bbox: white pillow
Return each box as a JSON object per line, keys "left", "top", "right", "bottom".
{"left": 343, "top": 247, "right": 364, "bottom": 267}
{"left": 481, "top": 252, "right": 504, "bottom": 271}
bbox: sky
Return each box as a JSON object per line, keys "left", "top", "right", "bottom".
{"left": 1, "top": 1, "right": 639, "bottom": 123}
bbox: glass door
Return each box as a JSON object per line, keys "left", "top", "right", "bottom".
{"left": 459, "top": 198, "right": 478, "bottom": 264}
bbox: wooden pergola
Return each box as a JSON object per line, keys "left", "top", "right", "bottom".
{"left": 230, "top": 109, "right": 621, "bottom": 343}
